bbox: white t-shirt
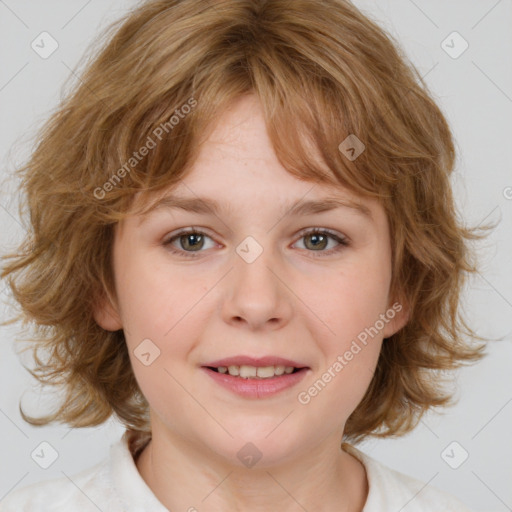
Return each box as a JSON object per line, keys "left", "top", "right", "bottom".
{"left": 0, "top": 431, "right": 474, "bottom": 511}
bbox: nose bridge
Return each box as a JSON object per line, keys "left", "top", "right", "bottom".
{"left": 222, "top": 234, "right": 293, "bottom": 329}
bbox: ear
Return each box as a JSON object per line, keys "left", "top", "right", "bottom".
{"left": 382, "top": 296, "right": 410, "bottom": 339}
{"left": 92, "top": 288, "right": 123, "bottom": 331}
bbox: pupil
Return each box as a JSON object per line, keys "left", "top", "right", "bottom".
{"left": 183, "top": 233, "right": 203, "bottom": 250}
{"left": 307, "top": 233, "right": 326, "bottom": 250}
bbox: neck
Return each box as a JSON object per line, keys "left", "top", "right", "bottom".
{"left": 135, "top": 428, "right": 368, "bottom": 512}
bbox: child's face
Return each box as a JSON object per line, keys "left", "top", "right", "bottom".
{"left": 95, "top": 94, "right": 408, "bottom": 465}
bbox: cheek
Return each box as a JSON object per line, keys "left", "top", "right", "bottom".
{"left": 113, "top": 246, "right": 199, "bottom": 341}
{"left": 116, "top": 271, "right": 171, "bottom": 341}
{"left": 305, "top": 259, "right": 392, "bottom": 343}
{"left": 113, "top": 249, "right": 213, "bottom": 383}
{"left": 297, "top": 273, "right": 385, "bottom": 418}
{"left": 294, "top": 254, "right": 390, "bottom": 410}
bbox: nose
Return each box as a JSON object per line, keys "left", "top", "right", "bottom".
{"left": 220, "top": 239, "right": 294, "bottom": 331}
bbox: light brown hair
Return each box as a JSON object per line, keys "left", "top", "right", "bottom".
{"left": 1, "top": 0, "right": 494, "bottom": 449}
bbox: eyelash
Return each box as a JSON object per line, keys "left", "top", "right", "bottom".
{"left": 162, "top": 227, "right": 350, "bottom": 259}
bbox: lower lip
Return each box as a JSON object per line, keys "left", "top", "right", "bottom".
{"left": 201, "top": 367, "right": 309, "bottom": 399}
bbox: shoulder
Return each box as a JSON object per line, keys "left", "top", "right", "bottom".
{"left": 0, "top": 455, "right": 117, "bottom": 512}
{"left": 343, "top": 443, "right": 475, "bottom": 512}
{"left": 0, "top": 432, "right": 164, "bottom": 512}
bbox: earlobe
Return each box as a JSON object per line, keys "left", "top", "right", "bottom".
{"left": 93, "top": 290, "right": 123, "bottom": 331}
{"left": 382, "top": 299, "right": 410, "bottom": 339}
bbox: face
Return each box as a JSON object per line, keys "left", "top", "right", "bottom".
{"left": 94, "top": 94, "right": 408, "bottom": 467}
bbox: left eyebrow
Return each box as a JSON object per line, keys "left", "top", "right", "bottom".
{"left": 286, "top": 197, "right": 373, "bottom": 221}
{"left": 137, "top": 194, "right": 373, "bottom": 225}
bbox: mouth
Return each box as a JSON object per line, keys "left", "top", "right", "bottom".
{"left": 201, "top": 355, "right": 309, "bottom": 378}
{"left": 200, "top": 356, "right": 310, "bottom": 398}
{"left": 204, "top": 365, "right": 305, "bottom": 379}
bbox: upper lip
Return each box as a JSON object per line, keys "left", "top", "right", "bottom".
{"left": 203, "top": 356, "right": 308, "bottom": 368}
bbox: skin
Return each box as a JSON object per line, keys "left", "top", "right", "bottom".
{"left": 94, "top": 94, "right": 409, "bottom": 512}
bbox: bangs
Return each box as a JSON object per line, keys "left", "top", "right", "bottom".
{"left": 84, "top": 0, "right": 408, "bottom": 221}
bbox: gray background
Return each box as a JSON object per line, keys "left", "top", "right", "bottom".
{"left": 0, "top": 1, "right": 511, "bottom": 510}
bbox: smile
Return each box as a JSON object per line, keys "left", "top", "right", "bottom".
{"left": 201, "top": 366, "right": 309, "bottom": 399}
{"left": 209, "top": 364, "right": 299, "bottom": 378}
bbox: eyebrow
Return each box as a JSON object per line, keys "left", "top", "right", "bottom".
{"left": 138, "top": 194, "right": 373, "bottom": 224}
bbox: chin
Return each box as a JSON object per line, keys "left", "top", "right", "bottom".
{"left": 220, "top": 427, "right": 305, "bottom": 468}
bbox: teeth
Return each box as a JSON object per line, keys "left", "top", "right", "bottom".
{"left": 239, "top": 365, "right": 257, "bottom": 378}
{"left": 215, "top": 364, "right": 297, "bottom": 379}
{"left": 228, "top": 365, "right": 239, "bottom": 376}
{"left": 274, "top": 366, "right": 285, "bottom": 375}
{"left": 256, "top": 366, "right": 275, "bottom": 378}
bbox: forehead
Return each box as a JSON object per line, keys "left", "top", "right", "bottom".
{"left": 128, "top": 94, "right": 384, "bottom": 226}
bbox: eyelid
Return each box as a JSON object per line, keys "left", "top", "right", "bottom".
{"left": 163, "top": 226, "right": 348, "bottom": 242}
{"left": 294, "top": 226, "right": 348, "bottom": 240}
{"left": 162, "top": 226, "right": 350, "bottom": 259}
{"left": 162, "top": 226, "right": 219, "bottom": 249}
{"left": 292, "top": 227, "right": 350, "bottom": 256}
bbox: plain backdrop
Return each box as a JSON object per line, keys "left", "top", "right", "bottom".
{"left": 0, "top": 1, "right": 511, "bottom": 510}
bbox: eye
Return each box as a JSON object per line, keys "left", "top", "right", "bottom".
{"left": 163, "top": 227, "right": 216, "bottom": 258}
{"left": 163, "top": 227, "right": 349, "bottom": 259}
{"left": 292, "top": 228, "right": 349, "bottom": 257}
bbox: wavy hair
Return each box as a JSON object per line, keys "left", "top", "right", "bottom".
{"left": 1, "top": 0, "right": 494, "bottom": 451}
